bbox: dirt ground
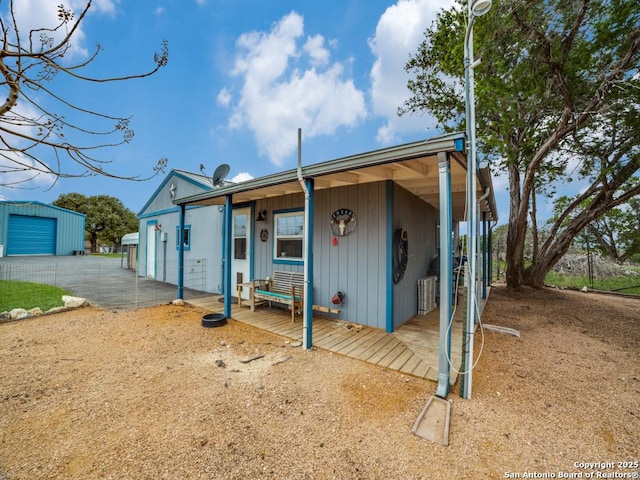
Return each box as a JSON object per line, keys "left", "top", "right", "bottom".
{"left": 0, "top": 286, "right": 638, "bottom": 479}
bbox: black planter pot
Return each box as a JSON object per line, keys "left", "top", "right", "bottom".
{"left": 201, "top": 313, "right": 227, "bottom": 328}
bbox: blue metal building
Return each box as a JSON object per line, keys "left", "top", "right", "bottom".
{"left": 0, "top": 201, "right": 86, "bottom": 256}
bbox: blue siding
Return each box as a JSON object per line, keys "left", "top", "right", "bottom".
{"left": 252, "top": 183, "right": 388, "bottom": 329}
{"left": 0, "top": 202, "right": 85, "bottom": 256}
{"left": 392, "top": 184, "right": 439, "bottom": 328}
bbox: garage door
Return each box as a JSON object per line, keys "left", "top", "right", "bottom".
{"left": 7, "top": 215, "right": 57, "bottom": 255}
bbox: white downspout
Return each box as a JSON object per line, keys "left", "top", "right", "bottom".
{"left": 296, "top": 128, "right": 311, "bottom": 349}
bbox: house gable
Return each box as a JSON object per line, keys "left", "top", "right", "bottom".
{"left": 138, "top": 170, "right": 213, "bottom": 218}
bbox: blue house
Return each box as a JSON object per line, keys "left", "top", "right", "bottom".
{"left": 137, "top": 169, "right": 224, "bottom": 293}
{"left": 173, "top": 133, "right": 498, "bottom": 334}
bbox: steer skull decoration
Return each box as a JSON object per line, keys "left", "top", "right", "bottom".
{"left": 330, "top": 208, "right": 357, "bottom": 237}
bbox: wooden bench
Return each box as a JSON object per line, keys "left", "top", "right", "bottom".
{"left": 249, "top": 271, "right": 305, "bottom": 322}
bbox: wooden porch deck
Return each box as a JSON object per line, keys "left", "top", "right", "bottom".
{"left": 187, "top": 295, "right": 473, "bottom": 384}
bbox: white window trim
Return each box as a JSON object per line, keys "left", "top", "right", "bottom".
{"left": 273, "top": 210, "right": 303, "bottom": 262}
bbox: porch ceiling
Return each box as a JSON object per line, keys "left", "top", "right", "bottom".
{"left": 177, "top": 134, "right": 497, "bottom": 222}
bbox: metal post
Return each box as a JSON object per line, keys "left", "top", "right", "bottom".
{"left": 488, "top": 224, "right": 493, "bottom": 284}
{"left": 178, "top": 204, "right": 185, "bottom": 299}
{"left": 482, "top": 212, "right": 487, "bottom": 299}
{"left": 461, "top": 0, "right": 494, "bottom": 398}
{"left": 304, "top": 178, "right": 314, "bottom": 349}
{"left": 436, "top": 151, "right": 453, "bottom": 399}
{"left": 224, "top": 195, "right": 233, "bottom": 318}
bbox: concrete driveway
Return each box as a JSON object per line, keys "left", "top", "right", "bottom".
{"left": 0, "top": 255, "right": 210, "bottom": 310}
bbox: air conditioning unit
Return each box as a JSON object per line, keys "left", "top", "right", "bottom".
{"left": 418, "top": 276, "right": 437, "bottom": 315}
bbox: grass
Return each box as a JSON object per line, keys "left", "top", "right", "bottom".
{"left": 0, "top": 280, "right": 70, "bottom": 312}
{"left": 88, "top": 253, "right": 123, "bottom": 258}
{"left": 544, "top": 271, "right": 640, "bottom": 296}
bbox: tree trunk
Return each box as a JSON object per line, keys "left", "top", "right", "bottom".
{"left": 505, "top": 164, "right": 525, "bottom": 288}
{"left": 523, "top": 227, "right": 578, "bottom": 287}
{"left": 530, "top": 190, "right": 539, "bottom": 263}
{"left": 90, "top": 233, "right": 98, "bottom": 253}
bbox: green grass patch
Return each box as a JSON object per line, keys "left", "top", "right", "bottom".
{"left": 544, "top": 271, "right": 640, "bottom": 295}
{"left": 0, "top": 280, "right": 70, "bottom": 312}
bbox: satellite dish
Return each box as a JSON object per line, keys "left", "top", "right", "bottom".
{"left": 211, "top": 163, "right": 230, "bottom": 187}
{"left": 199, "top": 163, "right": 206, "bottom": 174}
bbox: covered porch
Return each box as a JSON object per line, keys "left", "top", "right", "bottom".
{"left": 176, "top": 132, "right": 498, "bottom": 397}
{"left": 187, "top": 294, "right": 487, "bottom": 384}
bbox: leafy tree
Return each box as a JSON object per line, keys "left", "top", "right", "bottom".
{"left": 53, "top": 193, "right": 137, "bottom": 253}
{"left": 400, "top": 0, "right": 640, "bottom": 288}
{"left": 0, "top": 1, "right": 169, "bottom": 188}
{"left": 552, "top": 194, "right": 640, "bottom": 264}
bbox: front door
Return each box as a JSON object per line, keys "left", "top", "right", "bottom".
{"left": 146, "top": 223, "right": 156, "bottom": 277}
{"left": 231, "top": 208, "right": 251, "bottom": 299}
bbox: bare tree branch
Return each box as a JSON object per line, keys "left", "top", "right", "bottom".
{"left": 0, "top": 0, "right": 170, "bottom": 188}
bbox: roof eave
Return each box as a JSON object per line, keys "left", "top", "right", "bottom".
{"left": 174, "top": 133, "right": 466, "bottom": 206}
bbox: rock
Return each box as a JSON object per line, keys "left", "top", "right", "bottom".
{"left": 46, "top": 306, "right": 68, "bottom": 315}
{"left": 290, "top": 341, "right": 302, "bottom": 348}
{"left": 27, "top": 308, "right": 43, "bottom": 316}
{"left": 171, "top": 299, "right": 185, "bottom": 306}
{"left": 9, "top": 308, "right": 28, "bottom": 320}
{"left": 62, "top": 295, "right": 88, "bottom": 308}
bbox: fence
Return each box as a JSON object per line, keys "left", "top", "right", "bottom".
{"left": 0, "top": 256, "right": 215, "bottom": 311}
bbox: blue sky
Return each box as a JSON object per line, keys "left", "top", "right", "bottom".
{"left": 1, "top": 0, "right": 511, "bottom": 222}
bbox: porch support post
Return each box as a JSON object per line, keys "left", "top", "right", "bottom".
{"left": 385, "top": 180, "right": 394, "bottom": 333}
{"left": 303, "top": 178, "right": 314, "bottom": 349}
{"left": 223, "top": 195, "right": 233, "bottom": 319}
{"left": 482, "top": 212, "right": 487, "bottom": 299}
{"left": 178, "top": 204, "right": 186, "bottom": 300}
{"left": 436, "top": 151, "right": 453, "bottom": 399}
{"left": 488, "top": 223, "right": 493, "bottom": 285}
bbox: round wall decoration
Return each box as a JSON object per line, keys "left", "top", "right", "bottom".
{"left": 260, "top": 228, "right": 269, "bottom": 242}
{"left": 330, "top": 208, "right": 356, "bottom": 237}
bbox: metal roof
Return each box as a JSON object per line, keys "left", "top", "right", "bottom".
{"left": 121, "top": 232, "right": 139, "bottom": 245}
{"left": 174, "top": 132, "right": 498, "bottom": 222}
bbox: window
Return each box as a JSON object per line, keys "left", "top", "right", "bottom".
{"left": 176, "top": 224, "right": 191, "bottom": 250}
{"left": 274, "top": 210, "right": 303, "bottom": 261}
{"left": 234, "top": 214, "right": 247, "bottom": 260}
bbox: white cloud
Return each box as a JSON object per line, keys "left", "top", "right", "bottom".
{"left": 227, "top": 11, "right": 366, "bottom": 167}
{"left": 88, "top": 0, "right": 118, "bottom": 15}
{"left": 230, "top": 172, "right": 254, "bottom": 183}
{"left": 368, "top": 0, "right": 454, "bottom": 144}
{"left": 217, "top": 88, "right": 232, "bottom": 107}
{"left": 303, "top": 35, "right": 330, "bottom": 67}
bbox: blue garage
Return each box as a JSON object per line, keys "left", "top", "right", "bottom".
{"left": 0, "top": 201, "right": 86, "bottom": 256}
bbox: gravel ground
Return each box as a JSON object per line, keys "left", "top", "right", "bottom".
{"left": 0, "top": 286, "right": 638, "bottom": 479}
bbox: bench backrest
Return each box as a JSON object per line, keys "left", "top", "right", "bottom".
{"left": 271, "top": 271, "right": 305, "bottom": 298}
